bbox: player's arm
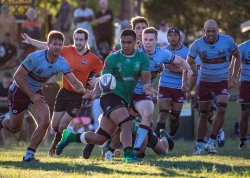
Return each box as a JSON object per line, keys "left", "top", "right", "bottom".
{"left": 64, "top": 73, "right": 86, "bottom": 94}
{"left": 74, "top": 15, "right": 93, "bottom": 23}
{"left": 172, "top": 55, "right": 193, "bottom": 78}
{"left": 93, "top": 14, "right": 112, "bottom": 24}
{"left": 187, "top": 56, "right": 197, "bottom": 93}
{"left": 14, "top": 66, "right": 44, "bottom": 104}
{"left": 22, "top": 33, "right": 47, "bottom": 50}
{"left": 229, "top": 48, "right": 241, "bottom": 88}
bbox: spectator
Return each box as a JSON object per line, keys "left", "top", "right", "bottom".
{"left": 56, "top": 0, "right": 72, "bottom": 45}
{"left": 0, "top": 5, "right": 17, "bottom": 45}
{"left": 0, "top": 33, "right": 18, "bottom": 69}
{"left": 157, "top": 20, "right": 169, "bottom": 47}
{"left": 93, "top": 0, "right": 114, "bottom": 59}
{"left": 74, "top": 0, "right": 96, "bottom": 50}
{"left": 20, "top": 7, "right": 42, "bottom": 58}
{"left": 0, "top": 72, "right": 12, "bottom": 145}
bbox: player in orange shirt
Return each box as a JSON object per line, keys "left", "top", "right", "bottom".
{"left": 22, "top": 28, "right": 103, "bottom": 156}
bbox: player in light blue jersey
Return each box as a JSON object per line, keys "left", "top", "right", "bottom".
{"left": 132, "top": 27, "right": 193, "bottom": 157}
{"left": 156, "top": 28, "right": 189, "bottom": 137}
{"left": 187, "top": 20, "right": 241, "bottom": 155}
{"left": 0, "top": 31, "right": 86, "bottom": 162}
{"left": 238, "top": 40, "right": 250, "bottom": 150}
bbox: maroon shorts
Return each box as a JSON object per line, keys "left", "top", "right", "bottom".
{"left": 158, "top": 86, "right": 185, "bottom": 103}
{"left": 131, "top": 93, "right": 152, "bottom": 113}
{"left": 198, "top": 80, "right": 229, "bottom": 102}
{"left": 238, "top": 81, "right": 250, "bottom": 104}
{"left": 8, "top": 87, "right": 43, "bottom": 115}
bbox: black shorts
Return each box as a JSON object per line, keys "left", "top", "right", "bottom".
{"left": 54, "top": 88, "right": 83, "bottom": 117}
{"left": 100, "top": 93, "right": 127, "bottom": 118}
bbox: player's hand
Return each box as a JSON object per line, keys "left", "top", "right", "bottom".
{"left": 185, "top": 68, "right": 193, "bottom": 79}
{"left": 83, "top": 90, "right": 96, "bottom": 100}
{"left": 88, "top": 77, "right": 97, "bottom": 88}
{"left": 30, "top": 93, "right": 45, "bottom": 105}
{"left": 229, "top": 76, "right": 238, "bottom": 88}
{"left": 143, "top": 84, "right": 155, "bottom": 95}
{"left": 21, "top": 33, "right": 32, "bottom": 44}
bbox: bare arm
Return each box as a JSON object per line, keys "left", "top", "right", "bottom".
{"left": 93, "top": 14, "right": 112, "bottom": 24}
{"left": 141, "top": 71, "right": 154, "bottom": 95}
{"left": 187, "top": 56, "right": 197, "bottom": 92}
{"left": 64, "top": 73, "right": 86, "bottom": 94}
{"left": 22, "top": 33, "right": 47, "bottom": 50}
{"left": 229, "top": 48, "right": 241, "bottom": 88}
{"left": 172, "top": 55, "right": 193, "bottom": 78}
{"left": 74, "top": 15, "right": 93, "bottom": 23}
{"left": 14, "top": 66, "right": 44, "bottom": 104}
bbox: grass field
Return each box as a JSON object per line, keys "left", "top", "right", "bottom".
{"left": 0, "top": 139, "right": 249, "bottom": 178}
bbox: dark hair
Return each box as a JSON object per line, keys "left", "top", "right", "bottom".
{"left": 130, "top": 16, "right": 149, "bottom": 30}
{"left": 167, "top": 27, "right": 181, "bottom": 37}
{"left": 143, "top": 27, "right": 158, "bottom": 38}
{"left": 120, "top": 29, "right": 136, "bottom": 40}
{"left": 73, "top": 28, "right": 89, "bottom": 41}
{"left": 47, "top": 30, "right": 65, "bottom": 44}
{"left": 3, "top": 72, "right": 12, "bottom": 78}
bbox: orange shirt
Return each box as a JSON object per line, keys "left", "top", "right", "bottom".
{"left": 61, "top": 46, "right": 103, "bottom": 92}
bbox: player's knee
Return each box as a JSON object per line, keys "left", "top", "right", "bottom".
{"left": 158, "top": 109, "right": 169, "bottom": 121}
{"left": 200, "top": 110, "right": 210, "bottom": 120}
{"left": 216, "top": 102, "right": 227, "bottom": 115}
{"left": 10, "top": 125, "right": 22, "bottom": 133}
{"left": 170, "top": 110, "right": 181, "bottom": 120}
{"left": 117, "top": 116, "right": 132, "bottom": 128}
{"left": 96, "top": 127, "right": 111, "bottom": 144}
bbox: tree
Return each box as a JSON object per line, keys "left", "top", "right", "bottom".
{"left": 143, "top": 0, "right": 250, "bottom": 42}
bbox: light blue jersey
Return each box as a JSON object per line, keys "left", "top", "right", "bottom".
{"left": 239, "top": 40, "right": 250, "bottom": 81}
{"left": 195, "top": 56, "right": 202, "bottom": 84}
{"left": 160, "top": 44, "right": 188, "bottom": 89}
{"left": 133, "top": 47, "right": 175, "bottom": 94}
{"left": 188, "top": 34, "right": 237, "bottom": 82}
{"left": 10, "top": 50, "right": 71, "bottom": 93}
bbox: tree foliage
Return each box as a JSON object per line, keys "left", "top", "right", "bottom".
{"left": 143, "top": 0, "right": 250, "bottom": 42}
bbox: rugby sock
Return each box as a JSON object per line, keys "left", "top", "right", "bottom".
{"left": 124, "top": 147, "right": 134, "bottom": 158}
{"left": 24, "top": 147, "right": 36, "bottom": 160}
{"left": 134, "top": 124, "right": 150, "bottom": 149}
{"left": 155, "top": 122, "right": 165, "bottom": 136}
{"left": 0, "top": 114, "right": 5, "bottom": 128}
{"left": 75, "top": 133, "right": 82, "bottom": 143}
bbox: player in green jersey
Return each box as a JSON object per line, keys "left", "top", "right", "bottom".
{"left": 56, "top": 29, "right": 153, "bottom": 162}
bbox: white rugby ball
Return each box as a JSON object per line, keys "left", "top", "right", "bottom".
{"left": 99, "top": 73, "right": 116, "bottom": 92}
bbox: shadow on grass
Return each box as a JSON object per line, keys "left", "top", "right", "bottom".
{"left": 147, "top": 159, "right": 250, "bottom": 174}
{"left": 0, "top": 160, "right": 185, "bottom": 177}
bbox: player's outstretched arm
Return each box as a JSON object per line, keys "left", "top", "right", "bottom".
{"left": 22, "top": 33, "right": 47, "bottom": 50}
{"left": 186, "top": 56, "right": 197, "bottom": 95}
{"left": 64, "top": 73, "right": 86, "bottom": 94}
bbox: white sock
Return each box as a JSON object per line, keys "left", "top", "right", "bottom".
{"left": 80, "top": 132, "right": 87, "bottom": 144}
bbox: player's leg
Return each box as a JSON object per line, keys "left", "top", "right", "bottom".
{"left": 25, "top": 102, "right": 50, "bottom": 161}
{"left": 206, "top": 81, "right": 229, "bottom": 154}
{"left": 133, "top": 96, "right": 154, "bottom": 151}
{"left": 156, "top": 97, "right": 172, "bottom": 136}
{"left": 238, "top": 81, "right": 250, "bottom": 150}
{"left": 169, "top": 88, "right": 185, "bottom": 137}
{"left": 193, "top": 81, "right": 212, "bottom": 155}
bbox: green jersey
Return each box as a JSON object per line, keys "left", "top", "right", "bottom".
{"left": 102, "top": 49, "right": 149, "bottom": 104}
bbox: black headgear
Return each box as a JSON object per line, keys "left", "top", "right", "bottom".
{"left": 167, "top": 27, "right": 181, "bottom": 37}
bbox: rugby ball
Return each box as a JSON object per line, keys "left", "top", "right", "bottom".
{"left": 99, "top": 74, "right": 116, "bottom": 93}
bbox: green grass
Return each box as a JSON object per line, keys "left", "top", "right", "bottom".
{"left": 0, "top": 139, "right": 249, "bottom": 178}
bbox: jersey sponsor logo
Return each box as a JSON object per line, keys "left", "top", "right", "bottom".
{"left": 218, "top": 49, "right": 225, "bottom": 55}
{"left": 81, "top": 59, "right": 88, "bottom": 64}
{"left": 28, "top": 72, "right": 50, "bottom": 83}
{"left": 123, "top": 77, "right": 135, "bottom": 81}
{"left": 202, "top": 56, "right": 226, "bottom": 64}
